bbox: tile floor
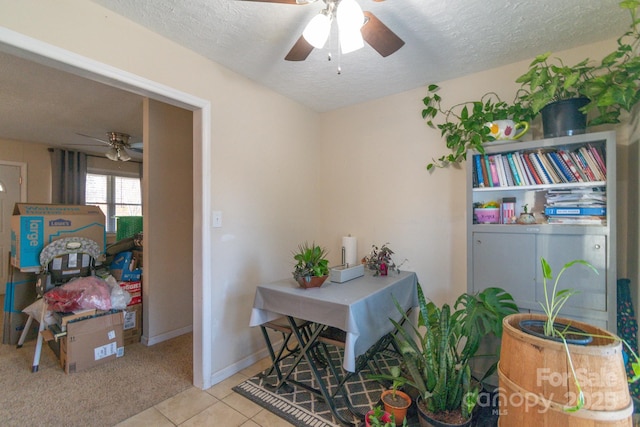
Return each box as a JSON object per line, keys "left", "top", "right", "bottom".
{"left": 115, "top": 357, "right": 297, "bottom": 427}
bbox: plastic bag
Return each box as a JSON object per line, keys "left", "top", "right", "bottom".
{"left": 22, "top": 299, "right": 56, "bottom": 326}
{"left": 44, "top": 276, "right": 112, "bottom": 312}
{"left": 104, "top": 274, "right": 132, "bottom": 310}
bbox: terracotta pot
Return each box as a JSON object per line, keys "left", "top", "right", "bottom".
{"left": 295, "top": 275, "right": 328, "bottom": 289}
{"left": 381, "top": 389, "right": 412, "bottom": 426}
{"left": 498, "top": 313, "right": 633, "bottom": 426}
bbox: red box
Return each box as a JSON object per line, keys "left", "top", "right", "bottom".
{"left": 119, "top": 281, "right": 142, "bottom": 306}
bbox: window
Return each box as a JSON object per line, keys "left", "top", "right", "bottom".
{"left": 86, "top": 173, "right": 142, "bottom": 233}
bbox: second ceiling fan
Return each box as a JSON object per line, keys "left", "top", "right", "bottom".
{"left": 243, "top": 0, "right": 405, "bottom": 61}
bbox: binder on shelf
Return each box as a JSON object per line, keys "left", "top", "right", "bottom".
{"left": 523, "top": 154, "right": 542, "bottom": 185}
{"left": 474, "top": 155, "right": 484, "bottom": 188}
{"left": 506, "top": 153, "right": 522, "bottom": 186}
{"left": 529, "top": 152, "right": 552, "bottom": 184}
{"left": 502, "top": 197, "right": 516, "bottom": 224}
{"left": 549, "top": 151, "right": 576, "bottom": 183}
{"left": 544, "top": 206, "right": 606, "bottom": 216}
{"left": 558, "top": 150, "right": 584, "bottom": 182}
{"left": 484, "top": 155, "right": 494, "bottom": 187}
{"left": 501, "top": 156, "right": 515, "bottom": 186}
{"left": 488, "top": 155, "right": 500, "bottom": 187}
{"left": 587, "top": 144, "right": 607, "bottom": 176}
{"left": 480, "top": 155, "right": 490, "bottom": 187}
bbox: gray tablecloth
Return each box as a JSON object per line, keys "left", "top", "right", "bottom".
{"left": 250, "top": 270, "right": 418, "bottom": 372}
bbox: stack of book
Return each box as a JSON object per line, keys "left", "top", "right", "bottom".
{"left": 544, "top": 187, "right": 607, "bottom": 225}
{"left": 472, "top": 144, "right": 606, "bottom": 188}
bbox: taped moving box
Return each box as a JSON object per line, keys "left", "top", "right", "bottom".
{"left": 11, "top": 203, "right": 106, "bottom": 271}
{"left": 59, "top": 311, "right": 124, "bottom": 374}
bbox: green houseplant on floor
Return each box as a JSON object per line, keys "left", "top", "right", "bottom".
{"left": 372, "top": 284, "right": 518, "bottom": 426}
{"left": 499, "top": 257, "right": 640, "bottom": 424}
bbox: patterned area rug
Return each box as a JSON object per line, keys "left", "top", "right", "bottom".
{"left": 233, "top": 344, "right": 501, "bottom": 427}
{"left": 233, "top": 346, "right": 410, "bottom": 426}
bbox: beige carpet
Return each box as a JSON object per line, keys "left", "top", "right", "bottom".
{"left": 0, "top": 295, "right": 193, "bottom": 427}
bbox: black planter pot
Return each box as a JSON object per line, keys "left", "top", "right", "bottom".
{"left": 540, "top": 97, "right": 589, "bottom": 138}
{"left": 519, "top": 318, "right": 593, "bottom": 345}
{"left": 415, "top": 397, "right": 472, "bottom": 427}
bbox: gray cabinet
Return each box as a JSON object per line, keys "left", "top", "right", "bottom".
{"left": 467, "top": 131, "right": 616, "bottom": 333}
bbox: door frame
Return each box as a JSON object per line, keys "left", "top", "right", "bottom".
{"left": 0, "top": 28, "right": 213, "bottom": 389}
{"left": 0, "top": 160, "right": 27, "bottom": 201}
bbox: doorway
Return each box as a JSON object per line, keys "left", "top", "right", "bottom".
{"left": 0, "top": 30, "right": 212, "bottom": 388}
{"left": 0, "top": 162, "right": 26, "bottom": 294}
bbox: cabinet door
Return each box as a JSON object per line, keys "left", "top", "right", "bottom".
{"left": 536, "top": 234, "right": 607, "bottom": 313}
{"left": 472, "top": 232, "right": 536, "bottom": 305}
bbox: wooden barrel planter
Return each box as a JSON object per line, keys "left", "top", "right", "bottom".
{"left": 498, "top": 313, "right": 633, "bottom": 426}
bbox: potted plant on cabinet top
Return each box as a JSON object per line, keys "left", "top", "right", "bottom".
{"left": 379, "top": 284, "right": 518, "bottom": 426}
{"left": 422, "top": 87, "right": 534, "bottom": 170}
{"left": 423, "top": 1, "right": 640, "bottom": 171}
{"left": 515, "top": 0, "right": 640, "bottom": 137}
{"left": 292, "top": 242, "right": 330, "bottom": 288}
{"left": 499, "top": 257, "right": 640, "bottom": 424}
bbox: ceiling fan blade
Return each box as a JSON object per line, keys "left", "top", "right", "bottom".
{"left": 361, "top": 11, "right": 405, "bottom": 57}
{"left": 76, "top": 133, "right": 112, "bottom": 146}
{"left": 285, "top": 36, "right": 314, "bottom": 61}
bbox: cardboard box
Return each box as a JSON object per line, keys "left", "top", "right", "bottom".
{"left": 123, "top": 303, "right": 142, "bottom": 345}
{"left": 2, "top": 264, "right": 38, "bottom": 345}
{"left": 110, "top": 251, "right": 142, "bottom": 281}
{"left": 119, "top": 280, "right": 142, "bottom": 306}
{"left": 59, "top": 311, "right": 124, "bottom": 374}
{"left": 11, "top": 203, "right": 106, "bottom": 271}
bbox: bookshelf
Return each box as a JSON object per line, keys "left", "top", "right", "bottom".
{"left": 467, "top": 131, "right": 616, "bottom": 383}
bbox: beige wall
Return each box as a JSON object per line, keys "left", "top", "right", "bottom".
{"left": 0, "top": 138, "right": 51, "bottom": 202}
{"left": 1, "top": 0, "right": 635, "bottom": 388}
{"left": 319, "top": 38, "right": 628, "bottom": 304}
{"left": 144, "top": 99, "right": 193, "bottom": 341}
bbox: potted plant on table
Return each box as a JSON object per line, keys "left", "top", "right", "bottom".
{"left": 375, "top": 284, "right": 518, "bottom": 426}
{"left": 362, "top": 243, "right": 406, "bottom": 276}
{"left": 499, "top": 257, "right": 640, "bottom": 424}
{"left": 292, "top": 242, "right": 330, "bottom": 288}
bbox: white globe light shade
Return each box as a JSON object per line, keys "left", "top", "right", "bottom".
{"left": 302, "top": 13, "right": 331, "bottom": 49}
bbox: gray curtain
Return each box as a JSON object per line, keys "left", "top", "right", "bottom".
{"left": 49, "top": 148, "right": 87, "bottom": 204}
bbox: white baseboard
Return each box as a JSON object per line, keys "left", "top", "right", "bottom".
{"left": 208, "top": 341, "right": 279, "bottom": 386}
{"left": 141, "top": 324, "right": 193, "bottom": 346}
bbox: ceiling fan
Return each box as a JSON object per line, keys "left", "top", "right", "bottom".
{"left": 75, "top": 132, "right": 142, "bottom": 162}
{"left": 242, "top": 0, "right": 405, "bottom": 61}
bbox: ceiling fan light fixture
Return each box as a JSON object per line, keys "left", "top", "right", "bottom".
{"left": 118, "top": 148, "right": 131, "bottom": 162}
{"left": 339, "top": 28, "right": 364, "bottom": 54}
{"left": 337, "top": 0, "right": 365, "bottom": 54}
{"left": 302, "top": 12, "right": 331, "bottom": 48}
{"left": 106, "top": 146, "right": 119, "bottom": 161}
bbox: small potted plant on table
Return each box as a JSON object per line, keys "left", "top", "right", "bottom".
{"left": 292, "top": 242, "right": 330, "bottom": 288}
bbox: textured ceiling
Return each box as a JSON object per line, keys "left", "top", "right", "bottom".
{"left": 0, "top": 0, "right": 629, "bottom": 156}
{"left": 91, "top": 0, "right": 628, "bottom": 112}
